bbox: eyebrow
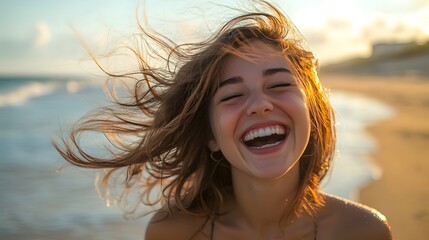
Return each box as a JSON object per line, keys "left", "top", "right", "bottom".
{"left": 219, "top": 76, "right": 243, "bottom": 88}
{"left": 219, "top": 67, "right": 292, "bottom": 89}
{"left": 263, "top": 67, "right": 292, "bottom": 76}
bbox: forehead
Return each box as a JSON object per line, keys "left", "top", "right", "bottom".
{"left": 221, "top": 41, "right": 293, "bottom": 78}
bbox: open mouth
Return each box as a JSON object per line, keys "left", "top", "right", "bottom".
{"left": 242, "top": 124, "right": 288, "bottom": 149}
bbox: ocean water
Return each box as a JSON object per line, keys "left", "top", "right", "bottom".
{"left": 0, "top": 76, "right": 394, "bottom": 239}
{"left": 322, "top": 90, "right": 394, "bottom": 199}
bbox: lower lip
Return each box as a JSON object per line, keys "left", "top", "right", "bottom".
{"left": 243, "top": 134, "right": 289, "bottom": 155}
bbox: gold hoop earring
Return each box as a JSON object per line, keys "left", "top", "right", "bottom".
{"left": 210, "top": 151, "right": 223, "bottom": 163}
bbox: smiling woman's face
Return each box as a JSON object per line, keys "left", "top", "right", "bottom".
{"left": 208, "top": 41, "right": 311, "bottom": 180}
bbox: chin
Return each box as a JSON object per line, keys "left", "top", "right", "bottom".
{"left": 247, "top": 159, "right": 300, "bottom": 180}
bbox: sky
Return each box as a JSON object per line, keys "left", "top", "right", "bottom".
{"left": 0, "top": 0, "right": 428, "bottom": 75}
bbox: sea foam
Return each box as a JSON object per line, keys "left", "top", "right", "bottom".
{"left": 0, "top": 81, "right": 60, "bottom": 107}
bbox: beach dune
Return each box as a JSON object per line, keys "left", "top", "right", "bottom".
{"left": 322, "top": 74, "right": 429, "bottom": 240}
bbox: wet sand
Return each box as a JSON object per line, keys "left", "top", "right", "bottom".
{"left": 322, "top": 74, "right": 429, "bottom": 240}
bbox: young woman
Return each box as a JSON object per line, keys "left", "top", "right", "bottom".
{"left": 55, "top": 1, "right": 392, "bottom": 239}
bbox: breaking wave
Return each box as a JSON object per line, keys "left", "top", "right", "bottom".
{"left": 0, "top": 77, "right": 103, "bottom": 107}
{"left": 0, "top": 81, "right": 60, "bottom": 107}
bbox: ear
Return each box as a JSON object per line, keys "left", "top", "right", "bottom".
{"left": 207, "top": 139, "right": 220, "bottom": 152}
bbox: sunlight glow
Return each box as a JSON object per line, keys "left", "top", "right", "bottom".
{"left": 35, "top": 22, "right": 51, "bottom": 48}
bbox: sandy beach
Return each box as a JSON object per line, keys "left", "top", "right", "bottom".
{"left": 322, "top": 74, "right": 429, "bottom": 240}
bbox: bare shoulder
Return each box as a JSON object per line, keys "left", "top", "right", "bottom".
{"left": 318, "top": 193, "right": 392, "bottom": 240}
{"left": 145, "top": 208, "right": 210, "bottom": 240}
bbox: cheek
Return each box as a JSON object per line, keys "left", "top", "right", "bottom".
{"left": 296, "top": 95, "right": 311, "bottom": 130}
{"left": 299, "top": 91, "right": 312, "bottom": 129}
{"left": 279, "top": 92, "right": 311, "bottom": 136}
{"left": 211, "top": 107, "right": 236, "bottom": 136}
{"left": 298, "top": 98, "right": 312, "bottom": 146}
{"left": 278, "top": 90, "right": 309, "bottom": 114}
{"left": 209, "top": 105, "right": 243, "bottom": 148}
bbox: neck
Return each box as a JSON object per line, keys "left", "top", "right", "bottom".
{"left": 228, "top": 163, "right": 301, "bottom": 232}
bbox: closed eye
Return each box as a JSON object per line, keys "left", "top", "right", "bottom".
{"left": 269, "top": 83, "right": 292, "bottom": 88}
{"left": 220, "top": 94, "right": 242, "bottom": 102}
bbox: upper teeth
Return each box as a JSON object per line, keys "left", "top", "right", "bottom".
{"left": 243, "top": 125, "right": 285, "bottom": 142}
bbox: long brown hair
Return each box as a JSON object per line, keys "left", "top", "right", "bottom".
{"left": 54, "top": 0, "right": 335, "bottom": 224}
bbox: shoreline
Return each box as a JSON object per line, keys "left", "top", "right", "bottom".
{"left": 322, "top": 90, "right": 393, "bottom": 201}
{"left": 321, "top": 74, "right": 429, "bottom": 240}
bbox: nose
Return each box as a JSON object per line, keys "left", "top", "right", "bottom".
{"left": 246, "top": 92, "right": 273, "bottom": 116}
